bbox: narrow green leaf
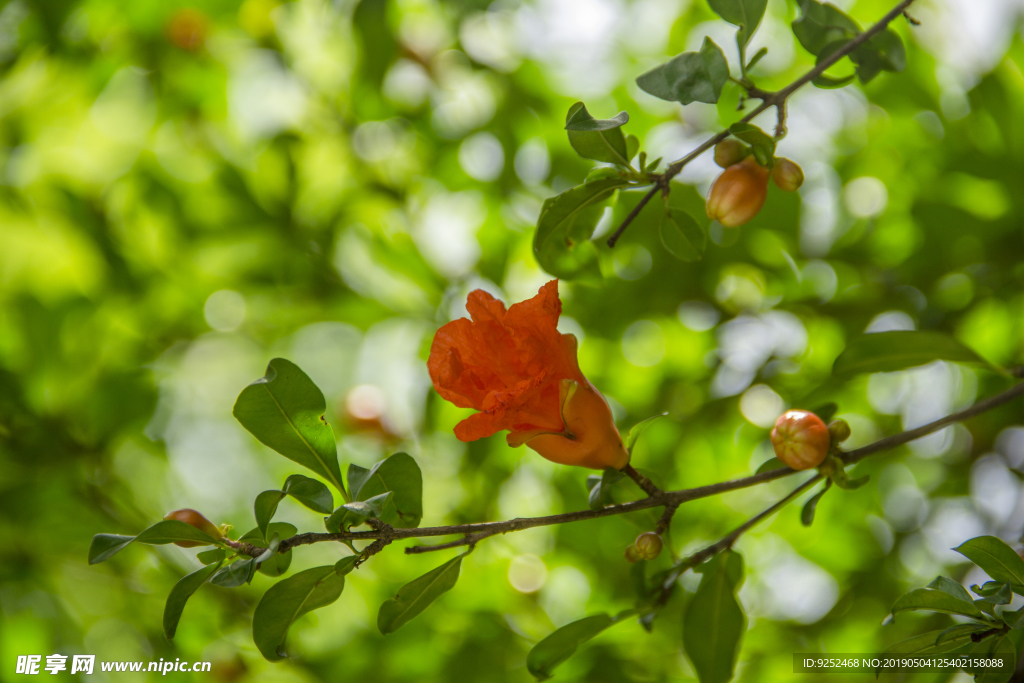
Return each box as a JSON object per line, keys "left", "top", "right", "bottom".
{"left": 135, "top": 520, "right": 219, "bottom": 547}
{"left": 378, "top": 554, "right": 465, "bottom": 635}
{"left": 163, "top": 561, "right": 222, "bottom": 639}
{"left": 325, "top": 491, "right": 394, "bottom": 532}
{"left": 683, "top": 550, "right": 746, "bottom": 683}
{"left": 88, "top": 534, "right": 135, "bottom": 565}
{"left": 755, "top": 457, "right": 788, "bottom": 475}
{"left": 636, "top": 37, "right": 729, "bottom": 105}
{"left": 283, "top": 474, "right": 334, "bottom": 514}
{"left": 625, "top": 134, "right": 639, "bottom": 162}
{"left": 254, "top": 490, "right": 285, "bottom": 540}
{"left": 891, "top": 588, "right": 985, "bottom": 620}
{"left": 625, "top": 413, "right": 668, "bottom": 452}
{"left": 955, "top": 536, "right": 1024, "bottom": 595}
{"left": 832, "top": 331, "right": 989, "bottom": 377}
{"left": 801, "top": 480, "right": 831, "bottom": 526}
{"left": 335, "top": 556, "right": 359, "bottom": 577}
{"left": 252, "top": 566, "right": 346, "bottom": 661}
{"left": 348, "top": 453, "right": 423, "bottom": 528}
{"left": 927, "top": 576, "right": 974, "bottom": 604}
{"left": 660, "top": 209, "right": 706, "bottom": 262}
{"left": 527, "top": 611, "right": 637, "bottom": 681}
{"left": 239, "top": 522, "right": 298, "bottom": 544}
{"left": 709, "top": 0, "right": 768, "bottom": 50}
{"left": 564, "top": 102, "right": 630, "bottom": 165}
{"left": 973, "top": 581, "right": 1012, "bottom": 598}
{"left": 533, "top": 175, "right": 628, "bottom": 282}
{"left": 884, "top": 630, "right": 958, "bottom": 656}
{"left": 232, "top": 358, "right": 346, "bottom": 497}
{"left": 1002, "top": 606, "right": 1024, "bottom": 629}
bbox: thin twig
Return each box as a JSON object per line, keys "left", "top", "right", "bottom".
{"left": 232, "top": 377, "right": 1022, "bottom": 558}
{"left": 606, "top": 0, "right": 916, "bottom": 246}
{"left": 623, "top": 464, "right": 662, "bottom": 497}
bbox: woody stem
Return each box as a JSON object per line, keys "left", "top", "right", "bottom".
{"left": 224, "top": 380, "right": 1024, "bottom": 559}
{"left": 623, "top": 464, "right": 662, "bottom": 497}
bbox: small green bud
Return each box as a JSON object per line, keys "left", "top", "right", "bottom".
{"left": 633, "top": 532, "right": 663, "bottom": 561}
{"left": 771, "top": 157, "right": 804, "bottom": 192}
{"left": 828, "top": 419, "right": 851, "bottom": 444}
{"left": 624, "top": 544, "right": 641, "bottom": 563}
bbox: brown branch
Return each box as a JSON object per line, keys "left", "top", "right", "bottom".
{"left": 225, "top": 378, "right": 1022, "bottom": 559}
{"left": 654, "top": 474, "right": 823, "bottom": 605}
{"left": 606, "top": 0, "right": 916, "bottom": 246}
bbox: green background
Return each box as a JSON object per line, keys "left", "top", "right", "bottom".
{"left": 2, "top": 0, "right": 1024, "bottom": 680}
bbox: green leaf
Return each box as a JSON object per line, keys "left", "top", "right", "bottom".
{"left": 163, "top": 560, "right": 222, "bottom": 639}
{"left": 755, "top": 457, "right": 787, "bottom": 475}
{"left": 812, "top": 72, "right": 855, "bottom": 89}
{"left": 625, "top": 413, "right": 668, "bottom": 452}
{"left": 801, "top": 480, "right": 831, "bottom": 526}
{"left": 325, "top": 491, "right": 394, "bottom": 532}
{"left": 884, "top": 629, "right": 972, "bottom": 656}
{"left": 564, "top": 103, "right": 628, "bottom": 131}
{"left": 564, "top": 102, "right": 630, "bottom": 166}
{"left": 232, "top": 358, "right": 346, "bottom": 497}
{"left": 1002, "top": 606, "right": 1024, "bottom": 629}
{"left": 927, "top": 576, "right": 975, "bottom": 604}
{"left": 135, "top": 520, "right": 220, "bottom": 546}
{"left": 587, "top": 468, "right": 626, "bottom": 511}
{"left": 832, "top": 331, "right": 989, "bottom": 376}
{"left": 977, "top": 582, "right": 1013, "bottom": 605}
{"left": 625, "top": 134, "right": 639, "bottom": 162}
{"left": 955, "top": 536, "right": 1024, "bottom": 594}
{"left": 683, "top": 550, "right": 746, "bottom": 683}
{"left": 197, "top": 548, "right": 226, "bottom": 565}
{"left": 533, "top": 175, "right": 628, "bottom": 282}
{"left": 258, "top": 549, "right": 293, "bottom": 578}
{"left": 239, "top": 522, "right": 298, "bottom": 544}
{"left": 728, "top": 123, "right": 775, "bottom": 168}
{"left": 851, "top": 29, "right": 906, "bottom": 83}
{"left": 347, "top": 453, "right": 423, "bottom": 528}
{"left": 660, "top": 208, "right": 706, "bottom": 262}
{"left": 283, "top": 474, "right": 334, "bottom": 514}
{"left": 335, "top": 556, "right": 359, "bottom": 577}
{"left": 377, "top": 554, "right": 464, "bottom": 635}
{"left": 252, "top": 565, "right": 346, "bottom": 661}
{"left": 935, "top": 623, "right": 994, "bottom": 647}
{"left": 210, "top": 557, "right": 258, "bottom": 588}
{"left": 254, "top": 490, "right": 285, "bottom": 540}
{"left": 891, "top": 588, "right": 985, "bottom": 620}
{"left": 88, "top": 534, "right": 136, "bottom": 565}
{"left": 526, "top": 610, "right": 637, "bottom": 681}
{"left": 636, "top": 37, "right": 729, "bottom": 105}
{"left": 974, "top": 581, "right": 1011, "bottom": 597}
{"left": 708, "top": 0, "right": 768, "bottom": 50}
{"left": 792, "top": 0, "right": 860, "bottom": 57}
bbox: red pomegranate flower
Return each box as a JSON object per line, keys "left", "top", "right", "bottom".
{"left": 428, "top": 281, "right": 629, "bottom": 470}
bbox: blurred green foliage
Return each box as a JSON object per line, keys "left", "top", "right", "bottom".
{"left": 3, "top": 0, "right": 1024, "bottom": 680}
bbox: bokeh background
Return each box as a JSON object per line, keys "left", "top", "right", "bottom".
{"left": 3, "top": 0, "right": 1024, "bottom": 680}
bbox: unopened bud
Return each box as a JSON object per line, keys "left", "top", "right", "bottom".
{"left": 771, "top": 157, "right": 804, "bottom": 192}
{"left": 770, "top": 410, "right": 830, "bottom": 470}
{"left": 827, "top": 419, "right": 851, "bottom": 444}
{"left": 624, "top": 544, "right": 641, "bottom": 563}
{"left": 164, "top": 509, "right": 222, "bottom": 547}
{"left": 633, "top": 532, "right": 663, "bottom": 561}
{"left": 706, "top": 158, "right": 769, "bottom": 228}
{"left": 714, "top": 139, "right": 750, "bottom": 168}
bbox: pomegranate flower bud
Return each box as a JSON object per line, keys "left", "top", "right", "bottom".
{"left": 771, "top": 157, "right": 804, "bottom": 192}
{"left": 164, "top": 509, "right": 223, "bottom": 547}
{"left": 770, "top": 410, "right": 831, "bottom": 470}
{"left": 706, "top": 158, "right": 769, "bottom": 227}
{"left": 714, "top": 139, "right": 750, "bottom": 168}
{"left": 633, "top": 532, "right": 663, "bottom": 561}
